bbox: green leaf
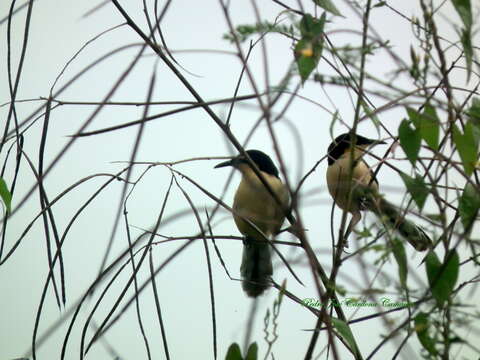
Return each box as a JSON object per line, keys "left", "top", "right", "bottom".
{"left": 295, "top": 40, "right": 319, "bottom": 83}
{"left": 223, "top": 22, "right": 295, "bottom": 43}
{"left": 443, "top": 249, "right": 460, "bottom": 299}
{"left": 421, "top": 104, "right": 440, "bottom": 150}
{"left": 406, "top": 106, "right": 439, "bottom": 150}
{"left": 406, "top": 107, "right": 421, "bottom": 125}
{"left": 299, "top": 13, "right": 326, "bottom": 37}
{"left": 398, "top": 119, "right": 421, "bottom": 165}
{"left": 400, "top": 172, "right": 430, "bottom": 210}
{"left": 414, "top": 312, "right": 438, "bottom": 355}
{"left": 361, "top": 100, "right": 380, "bottom": 128}
{"left": 392, "top": 239, "right": 408, "bottom": 288}
{"left": 331, "top": 318, "right": 359, "bottom": 355}
{"left": 409, "top": 46, "right": 420, "bottom": 80}
{"left": 373, "top": 1, "right": 386, "bottom": 8}
{"left": 225, "top": 343, "right": 243, "bottom": 360}
{"left": 467, "top": 97, "right": 480, "bottom": 124}
{"left": 451, "top": 0, "right": 472, "bottom": 29}
{"left": 452, "top": 122, "right": 478, "bottom": 176}
{"left": 449, "top": 336, "right": 465, "bottom": 344}
{"left": 452, "top": 0, "right": 473, "bottom": 81}
{"left": 0, "top": 178, "right": 12, "bottom": 215}
{"left": 295, "top": 13, "right": 326, "bottom": 83}
{"left": 313, "top": 0, "right": 343, "bottom": 17}
{"left": 467, "top": 99, "right": 480, "bottom": 143}
{"left": 425, "top": 213, "right": 446, "bottom": 223}
{"left": 425, "top": 251, "right": 441, "bottom": 301}
{"left": 425, "top": 250, "right": 459, "bottom": 307}
{"left": 245, "top": 343, "right": 258, "bottom": 360}
{"left": 458, "top": 183, "right": 480, "bottom": 229}
{"left": 461, "top": 28, "right": 473, "bottom": 81}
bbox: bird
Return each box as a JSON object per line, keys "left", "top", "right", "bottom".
{"left": 215, "top": 150, "right": 289, "bottom": 297}
{"left": 326, "top": 132, "right": 431, "bottom": 251}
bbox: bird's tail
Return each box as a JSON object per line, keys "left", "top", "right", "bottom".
{"left": 370, "top": 197, "right": 432, "bottom": 251}
{"left": 240, "top": 237, "right": 273, "bottom": 297}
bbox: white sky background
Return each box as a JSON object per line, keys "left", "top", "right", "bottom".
{"left": 0, "top": 0, "right": 478, "bottom": 359}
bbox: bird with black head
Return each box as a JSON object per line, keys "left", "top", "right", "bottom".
{"left": 326, "top": 132, "right": 431, "bottom": 251}
{"left": 215, "top": 150, "right": 289, "bottom": 297}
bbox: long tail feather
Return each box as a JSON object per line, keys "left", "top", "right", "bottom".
{"left": 372, "top": 197, "right": 432, "bottom": 251}
{"left": 240, "top": 237, "right": 272, "bottom": 297}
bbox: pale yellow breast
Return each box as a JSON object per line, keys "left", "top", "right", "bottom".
{"left": 326, "top": 155, "right": 378, "bottom": 212}
{"left": 233, "top": 169, "right": 289, "bottom": 239}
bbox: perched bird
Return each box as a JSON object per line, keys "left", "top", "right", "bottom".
{"left": 326, "top": 132, "right": 431, "bottom": 251}
{"left": 215, "top": 150, "right": 289, "bottom": 297}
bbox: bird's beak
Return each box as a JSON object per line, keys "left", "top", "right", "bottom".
{"left": 371, "top": 139, "right": 387, "bottom": 146}
{"left": 353, "top": 137, "right": 387, "bottom": 151}
{"left": 214, "top": 159, "right": 235, "bottom": 169}
{"left": 358, "top": 136, "right": 386, "bottom": 146}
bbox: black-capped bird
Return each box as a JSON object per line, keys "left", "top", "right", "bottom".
{"left": 326, "top": 132, "right": 431, "bottom": 251}
{"left": 215, "top": 150, "right": 289, "bottom": 297}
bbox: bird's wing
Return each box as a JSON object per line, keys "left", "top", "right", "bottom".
{"left": 358, "top": 158, "right": 379, "bottom": 189}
